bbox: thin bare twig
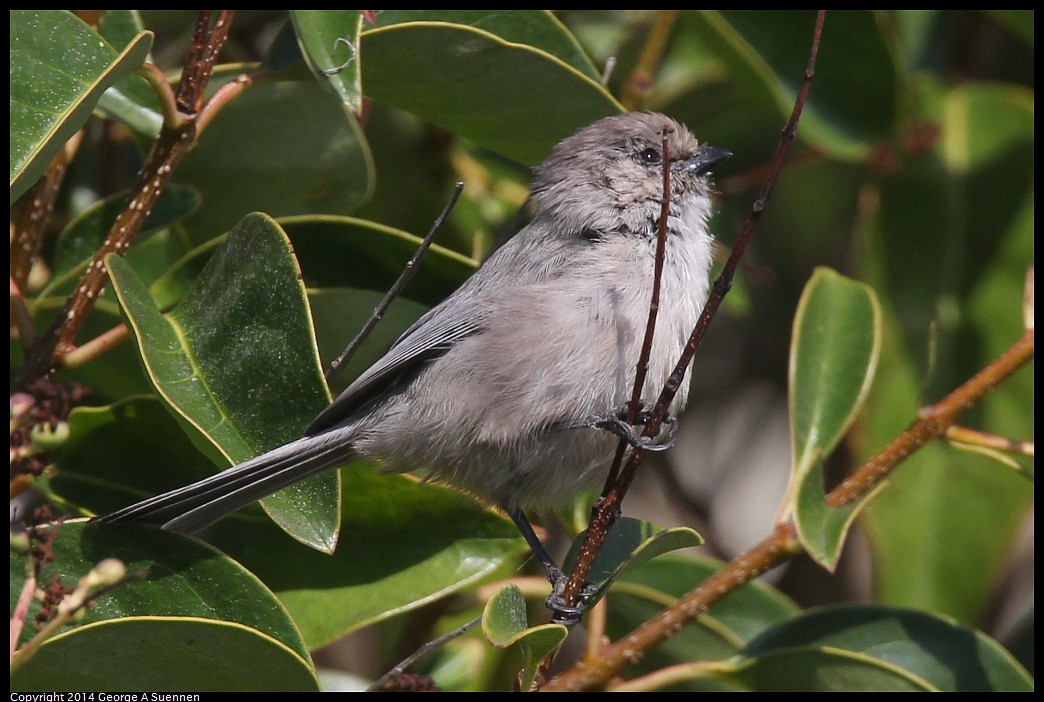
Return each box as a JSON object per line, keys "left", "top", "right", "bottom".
{"left": 616, "top": 131, "right": 674, "bottom": 483}
{"left": 326, "top": 182, "right": 465, "bottom": 384}
{"left": 367, "top": 615, "right": 481, "bottom": 691}
{"left": 60, "top": 324, "right": 130, "bottom": 369}
{"left": 10, "top": 134, "right": 80, "bottom": 292}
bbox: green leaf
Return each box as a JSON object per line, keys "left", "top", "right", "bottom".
{"left": 205, "top": 467, "right": 527, "bottom": 649}
{"left": 291, "top": 11, "right": 364, "bottom": 113}
{"left": 12, "top": 618, "right": 318, "bottom": 692}
{"left": 50, "top": 397, "right": 220, "bottom": 512}
{"left": 280, "top": 215, "right": 476, "bottom": 302}
{"left": 373, "top": 10, "right": 601, "bottom": 79}
{"left": 360, "top": 19, "right": 622, "bottom": 165}
{"left": 694, "top": 649, "right": 933, "bottom": 691}
{"left": 605, "top": 553, "right": 800, "bottom": 677}
{"left": 739, "top": 605, "right": 1034, "bottom": 692}
{"left": 615, "top": 606, "right": 1024, "bottom": 691}
{"left": 699, "top": 11, "right": 898, "bottom": 159}
{"left": 785, "top": 268, "right": 881, "bottom": 567}
{"left": 482, "top": 584, "right": 568, "bottom": 691}
{"left": 94, "top": 10, "right": 163, "bottom": 137}
{"left": 856, "top": 81, "right": 1034, "bottom": 621}
{"left": 105, "top": 213, "right": 339, "bottom": 552}
{"left": 175, "top": 80, "right": 374, "bottom": 240}
{"left": 790, "top": 269, "right": 882, "bottom": 471}
{"left": 10, "top": 10, "right": 152, "bottom": 203}
{"left": 9, "top": 520, "right": 313, "bottom": 666}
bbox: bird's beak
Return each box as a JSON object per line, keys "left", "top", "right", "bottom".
{"left": 680, "top": 145, "right": 732, "bottom": 176}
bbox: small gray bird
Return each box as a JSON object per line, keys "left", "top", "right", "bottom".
{"left": 100, "top": 112, "right": 729, "bottom": 606}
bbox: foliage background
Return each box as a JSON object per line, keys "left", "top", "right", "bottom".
{"left": 10, "top": 10, "right": 1033, "bottom": 691}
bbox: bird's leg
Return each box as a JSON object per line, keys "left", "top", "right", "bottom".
{"left": 502, "top": 504, "right": 596, "bottom": 626}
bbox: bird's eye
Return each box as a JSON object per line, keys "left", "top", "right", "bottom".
{"left": 639, "top": 147, "right": 662, "bottom": 165}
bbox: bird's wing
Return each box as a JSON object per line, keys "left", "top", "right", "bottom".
{"left": 306, "top": 300, "right": 484, "bottom": 433}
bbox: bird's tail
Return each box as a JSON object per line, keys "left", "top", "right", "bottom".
{"left": 96, "top": 429, "right": 357, "bottom": 534}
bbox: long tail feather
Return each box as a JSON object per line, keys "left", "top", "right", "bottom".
{"left": 96, "top": 429, "right": 357, "bottom": 533}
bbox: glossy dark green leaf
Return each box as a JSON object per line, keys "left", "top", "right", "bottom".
{"left": 105, "top": 213, "right": 339, "bottom": 552}
{"left": 680, "top": 649, "right": 932, "bottom": 692}
{"left": 204, "top": 466, "right": 527, "bottom": 649}
{"left": 9, "top": 520, "right": 311, "bottom": 664}
{"left": 605, "top": 553, "right": 800, "bottom": 676}
{"left": 147, "top": 215, "right": 475, "bottom": 313}
{"left": 373, "top": 10, "right": 601, "bottom": 79}
{"left": 291, "top": 11, "right": 364, "bottom": 113}
{"left": 49, "top": 397, "right": 225, "bottom": 512}
{"left": 142, "top": 213, "right": 475, "bottom": 392}
{"left": 280, "top": 215, "right": 476, "bottom": 302}
{"left": 12, "top": 618, "right": 317, "bottom": 692}
{"left": 360, "top": 20, "right": 621, "bottom": 165}
{"left": 786, "top": 268, "right": 881, "bottom": 568}
{"left": 702, "top": 11, "right": 898, "bottom": 159}
{"left": 10, "top": 10, "right": 152, "bottom": 203}
{"left": 175, "top": 80, "right": 374, "bottom": 239}
{"left": 739, "top": 605, "right": 1033, "bottom": 691}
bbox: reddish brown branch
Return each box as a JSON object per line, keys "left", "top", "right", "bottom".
{"left": 828, "top": 329, "right": 1035, "bottom": 508}
{"left": 176, "top": 11, "right": 237, "bottom": 116}
{"left": 10, "top": 135, "right": 79, "bottom": 292}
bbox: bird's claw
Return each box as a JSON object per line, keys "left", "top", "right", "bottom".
{"left": 546, "top": 576, "right": 600, "bottom": 626}
{"left": 574, "top": 402, "right": 678, "bottom": 451}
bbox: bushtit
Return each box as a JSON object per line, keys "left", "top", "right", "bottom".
{"left": 100, "top": 112, "right": 729, "bottom": 606}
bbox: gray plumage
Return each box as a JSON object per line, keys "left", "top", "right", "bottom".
{"left": 100, "top": 112, "right": 729, "bottom": 535}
